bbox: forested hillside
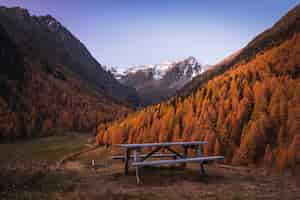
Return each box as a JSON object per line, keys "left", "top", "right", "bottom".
{"left": 180, "top": 4, "right": 300, "bottom": 97}
{"left": 96, "top": 30, "right": 300, "bottom": 170}
{"left": 0, "top": 22, "right": 130, "bottom": 141}
{"left": 0, "top": 7, "right": 139, "bottom": 105}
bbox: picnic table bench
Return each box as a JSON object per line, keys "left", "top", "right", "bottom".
{"left": 113, "top": 141, "right": 224, "bottom": 184}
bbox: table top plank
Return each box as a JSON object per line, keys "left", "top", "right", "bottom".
{"left": 115, "top": 141, "right": 208, "bottom": 149}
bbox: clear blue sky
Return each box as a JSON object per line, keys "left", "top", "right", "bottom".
{"left": 1, "top": 0, "right": 299, "bottom": 69}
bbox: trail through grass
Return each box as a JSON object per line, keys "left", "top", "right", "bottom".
{"left": 0, "top": 133, "right": 89, "bottom": 165}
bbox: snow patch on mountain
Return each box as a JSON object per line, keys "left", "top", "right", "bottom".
{"left": 102, "top": 65, "right": 125, "bottom": 80}
{"left": 103, "top": 56, "right": 210, "bottom": 83}
{"left": 123, "top": 56, "right": 204, "bottom": 80}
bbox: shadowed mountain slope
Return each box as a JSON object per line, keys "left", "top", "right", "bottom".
{"left": 0, "top": 6, "right": 140, "bottom": 106}
{"left": 0, "top": 8, "right": 133, "bottom": 140}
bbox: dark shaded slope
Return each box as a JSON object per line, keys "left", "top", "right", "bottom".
{"left": 0, "top": 24, "right": 24, "bottom": 110}
{"left": 0, "top": 7, "right": 139, "bottom": 106}
{"left": 0, "top": 23, "right": 131, "bottom": 141}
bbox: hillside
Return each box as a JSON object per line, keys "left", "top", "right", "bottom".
{"left": 0, "top": 10, "right": 132, "bottom": 140}
{"left": 180, "top": 4, "right": 300, "bottom": 97}
{"left": 96, "top": 8, "right": 300, "bottom": 170}
{"left": 0, "top": 6, "right": 140, "bottom": 106}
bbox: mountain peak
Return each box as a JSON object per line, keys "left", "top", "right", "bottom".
{"left": 185, "top": 56, "right": 197, "bottom": 64}
{"left": 0, "top": 6, "right": 62, "bottom": 31}
{"left": 38, "top": 15, "right": 61, "bottom": 30}
{"left": 0, "top": 6, "right": 30, "bottom": 19}
{"left": 102, "top": 65, "right": 125, "bottom": 80}
{"left": 0, "top": 6, "right": 140, "bottom": 105}
{"left": 0, "top": 6, "right": 28, "bottom": 13}
{"left": 121, "top": 56, "right": 203, "bottom": 81}
{"left": 106, "top": 56, "right": 209, "bottom": 105}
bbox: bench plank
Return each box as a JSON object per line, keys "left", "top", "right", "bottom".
{"left": 131, "top": 156, "right": 224, "bottom": 166}
{"left": 112, "top": 153, "right": 177, "bottom": 160}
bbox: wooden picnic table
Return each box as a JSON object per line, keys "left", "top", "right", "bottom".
{"left": 115, "top": 142, "right": 206, "bottom": 179}
{"left": 113, "top": 141, "right": 224, "bottom": 184}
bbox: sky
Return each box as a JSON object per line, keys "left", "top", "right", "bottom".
{"left": 0, "top": 0, "right": 299, "bottom": 70}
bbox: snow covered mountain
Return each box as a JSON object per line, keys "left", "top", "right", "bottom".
{"left": 102, "top": 65, "right": 125, "bottom": 80}
{"left": 124, "top": 56, "right": 203, "bottom": 81}
{"left": 104, "top": 57, "right": 209, "bottom": 105}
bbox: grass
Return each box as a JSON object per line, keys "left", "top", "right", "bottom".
{"left": 1, "top": 170, "right": 78, "bottom": 199}
{"left": 1, "top": 135, "right": 300, "bottom": 199}
{"left": 0, "top": 133, "right": 90, "bottom": 200}
{"left": 0, "top": 133, "right": 89, "bottom": 165}
{"left": 67, "top": 147, "right": 300, "bottom": 200}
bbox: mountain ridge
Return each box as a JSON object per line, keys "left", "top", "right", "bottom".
{"left": 0, "top": 6, "right": 140, "bottom": 106}
{"left": 105, "top": 56, "right": 208, "bottom": 105}
{"left": 0, "top": 7, "right": 135, "bottom": 140}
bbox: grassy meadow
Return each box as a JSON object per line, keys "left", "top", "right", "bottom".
{"left": 0, "top": 133, "right": 299, "bottom": 200}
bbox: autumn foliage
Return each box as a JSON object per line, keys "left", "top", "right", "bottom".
{"left": 96, "top": 33, "right": 300, "bottom": 170}
{"left": 0, "top": 9, "right": 134, "bottom": 141}
{"left": 0, "top": 28, "right": 130, "bottom": 140}
{"left": 0, "top": 62, "right": 131, "bottom": 140}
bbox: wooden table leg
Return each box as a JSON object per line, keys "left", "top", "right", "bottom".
{"left": 124, "top": 148, "right": 130, "bottom": 176}
{"left": 195, "top": 145, "right": 205, "bottom": 175}
{"left": 134, "top": 148, "right": 141, "bottom": 184}
{"left": 181, "top": 145, "right": 188, "bottom": 168}
{"left": 200, "top": 163, "right": 206, "bottom": 175}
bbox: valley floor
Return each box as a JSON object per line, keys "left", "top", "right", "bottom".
{"left": 0, "top": 134, "right": 299, "bottom": 200}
